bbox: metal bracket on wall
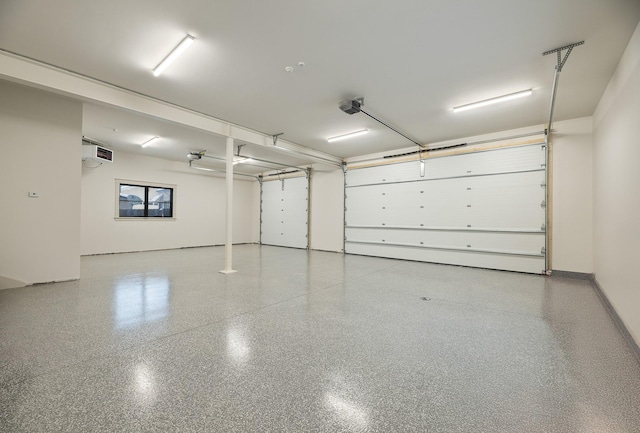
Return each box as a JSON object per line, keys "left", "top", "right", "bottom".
{"left": 418, "top": 145, "right": 427, "bottom": 177}
{"left": 342, "top": 161, "right": 348, "bottom": 253}
{"left": 259, "top": 175, "right": 264, "bottom": 245}
{"left": 278, "top": 173, "right": 285, "bottom": 191}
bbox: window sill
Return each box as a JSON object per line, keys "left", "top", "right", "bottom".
{"left": 115, "top": 217, "right": 177, "bottom": 221}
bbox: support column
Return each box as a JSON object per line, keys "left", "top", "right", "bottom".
{"left": 220, "top": 136, "right": 237, "bottom": 274}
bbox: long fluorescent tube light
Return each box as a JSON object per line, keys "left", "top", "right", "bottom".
{"left": 191, "top": 165, "right": 216, "bottom": 172}
{"left": 327, "top": 129, "right": 369, "bottom": 143}
{"left": 152, "top": 35, "right": 195, "bottom": 77}
{"left": 233, "top": 157, "right": 254, "bottom": 165}
{"left": 141, "top": 136, "right": 159, "bottom": 147}
{"left": 453, "top": 89, "right": 532, "bottom": 113}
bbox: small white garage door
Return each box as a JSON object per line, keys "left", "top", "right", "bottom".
{"left": 261, "top": 175, "right": 309, "bottom": 249}
{"left": 345, "top": 143, "right": 547, "bottom": 274}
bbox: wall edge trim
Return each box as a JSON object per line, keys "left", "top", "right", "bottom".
{"left": 549, "top": 270, "right": 593, "bottom": 280}
{"left": 591, "top": 277, "right": 640, "bottom": 366}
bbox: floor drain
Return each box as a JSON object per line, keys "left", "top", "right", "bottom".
{"left": 420, "top": 296, "right": 431, "bottom": 301}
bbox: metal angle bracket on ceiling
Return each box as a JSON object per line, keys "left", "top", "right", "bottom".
{"left": 543, "top": 41, "right": 585, "bottom": 73}
{"left": 542, "top": 41, "right": 585, "bottom": 135}
{"left": 271, "top": 133, "right": 284, "bottom": 146}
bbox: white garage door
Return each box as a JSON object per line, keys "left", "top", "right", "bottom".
{"left": 345, "top": 143, "right": 547, "bottom": 274}
{"left": 261, "top": 175, "right": 309, "bottom": 249}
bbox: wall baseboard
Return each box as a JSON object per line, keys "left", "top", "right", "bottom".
{"left": 81, "top": 243, "right": 258, "bottom": 257}
{"left": 591, "top": 277, "right": 640, "bottom": 365}
{"left": 0, "top": 275, "right": 27, "bottom": 290}
{"left": 308, "top": 247, "right": 344, "bottom": 253}
{"left": 550, "top": 270, "right": 594, "bottom": 281}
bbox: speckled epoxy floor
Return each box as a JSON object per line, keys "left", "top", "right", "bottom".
{"left": 1, "top": 245, "right": 639, "bottom": 432}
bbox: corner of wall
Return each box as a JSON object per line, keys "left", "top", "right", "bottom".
{"left": 591, "top": 20, "right": 640, "bottom": 348}
{"left": 550, "top": 117, "right": 594, "bottom": 274}
{"left": 0, "top": 80, "right": 82, "bottom": 285}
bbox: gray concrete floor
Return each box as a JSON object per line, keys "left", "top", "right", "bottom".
{"left": 1, "top": 245, "right": 639, "bottom": 432}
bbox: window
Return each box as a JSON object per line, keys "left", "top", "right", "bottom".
{"left": 117, "top": 181, "right": 175, "bottom": 218}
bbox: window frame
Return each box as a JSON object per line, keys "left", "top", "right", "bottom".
{"left": 115, "top": 179, "right": 177, "bottom": 220}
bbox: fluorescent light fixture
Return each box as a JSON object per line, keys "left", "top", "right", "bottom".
{"left": 152, "top": 35, "right": 195, "bottom": 77}
{"left": 327, "top": 129, "right": 369, "bottom": 143}
{"left": 453, "top": 89, "right": 532, "bottom": 113}
{"left": 141, "top": 136, "right": 159, "bottom": 147}
{"left": 191, "top": 165, "right": 216, "bottom": 172}
{"left": 233, "top": 157, "right": 253, "bottom": 165}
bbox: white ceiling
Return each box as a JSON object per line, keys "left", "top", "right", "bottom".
{"left": 82, "top": 103, "right": 315, "bottom": 175}
{"left": 1, "top": 0, "right": 639, "bottom": 165}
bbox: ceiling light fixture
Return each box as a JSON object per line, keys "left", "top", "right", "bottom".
{"left": 453, "top": 89, "right": 532, "bottom": 113}
{"left": 152, "top": 35, "right": 195, "bottom": 77}
{"left": 233, "top": 157, "right": 254, "bottom": 165}
{"left": 327, "top": 129, "right": 369, "bottom": 143}
{"left": 141, "top": 136, "right": 159, "bottom": 147}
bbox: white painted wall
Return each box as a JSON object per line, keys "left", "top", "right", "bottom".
{"left": 592, "top": 22, "right": 640, "bottom": 345}
{"left": 310, "top": 167, "right": 344, "bottom": 252}
{"left": 81, "top": 150, "right": 258, "bottom": 255}
{"left": 551, "top": 117, "right": 593, "bottom": 273}
{"left": 0, "top": 80, "right": 82, "bottom": 287}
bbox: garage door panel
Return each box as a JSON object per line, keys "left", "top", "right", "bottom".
{"left": 345, "top": 143, "right": 547, "bottom": 273}
{"left": 346, "top": 170, "right": 546, "bottom": 229}
{"left": 346, "top": 227, "right": 545, "bottom": 254}
{"left": 346, "top": 242, "right": 545, "bottom": 274}
{"left": 261, "top": 176, "right": 308, "bottom": 249}
{"left": 346, "top": 144, "right": 545, "bottom": 187}
{"left": 346, "top": 204, "right": 544, "bottom": 229}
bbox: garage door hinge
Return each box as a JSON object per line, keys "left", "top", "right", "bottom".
{"left": 540, "top": 200, "right": 546, "bottom": 208}
{"left": 540, "top": 182, "right": 546, "bottom": 188}
{"left": 541, "top": 247, "right": 546, "bottom": 255}
{"left": 541, "top": 223, "right": 546, "bottom": 231}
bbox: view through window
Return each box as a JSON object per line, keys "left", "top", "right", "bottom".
{"left": 118, "top": 183, "right": 174, "bottom": 218}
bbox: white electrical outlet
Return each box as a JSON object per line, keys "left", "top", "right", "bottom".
{"left": 28, "top": 192, "right": 39, "bottom": 198}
